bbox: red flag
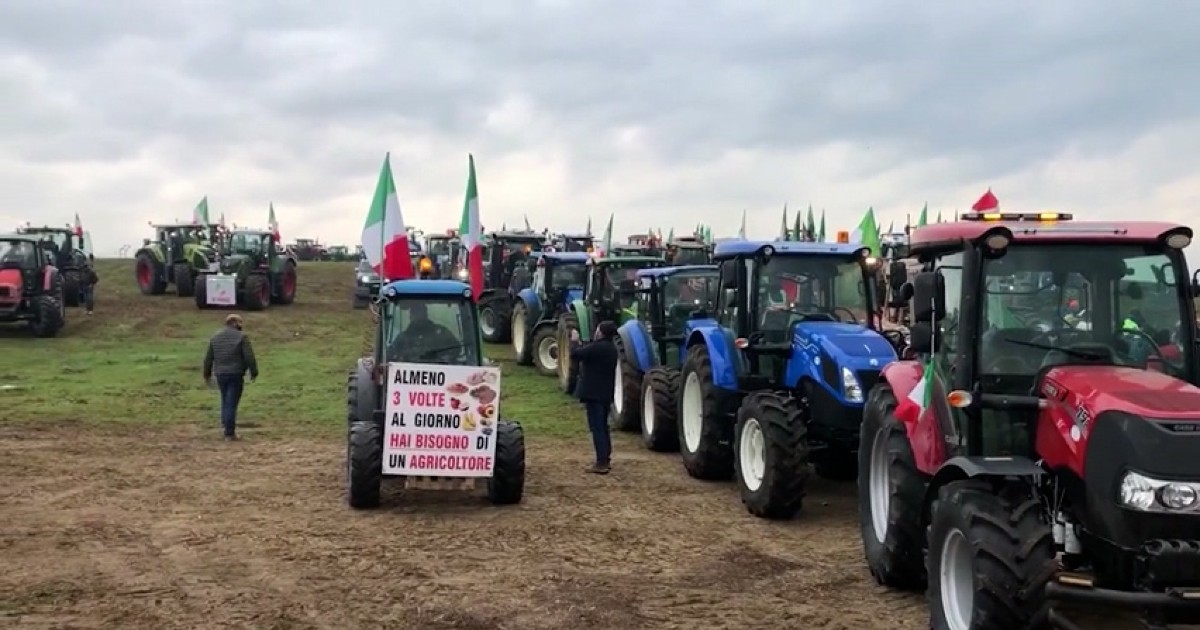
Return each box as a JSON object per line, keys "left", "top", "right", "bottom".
{"left": 73, "top": 213, "right": 83, "bottom": 237}
{"left": 971, "top": 188, "right": 999, "bottom": 212}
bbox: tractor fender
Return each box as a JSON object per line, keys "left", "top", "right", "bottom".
{"left": 921, "top": 455, "right": 1044, "bottom": 524}
{"left": 350, "top": 358, "right": 379, "bottom": 425}
{"left": 42, "top": 266, "right": 58, "bottom": 292}
{"left": 515, "top": 287, "right": 542, "bottom": 325}
{"left": 682, "top": 325, "right": 740, "bottom": 390}
{"left": 617, "top": 320, "right": 656, "bottom": 373}
{"left": 136, "top": 245, "right": 165, "bottom": 264}
{"left": 569, "top": 298, "right": 592, "bottom": 341}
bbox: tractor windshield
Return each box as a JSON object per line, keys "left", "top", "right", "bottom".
{"left": 427, "top": 238, "right": 452, "bottom": 257}
{"left": 229, "top": 233, "right": 267, "bottom": 256}
{"left": 550, "top": 262, "right": 587, "bottom": 289}
{"left": 671, "top": 246, "right": 709, "bottom": 265}
{"left": 0, "top": 240, "right": 37, "bottom": 268}
{"left": 978, "top": 243, "right": 1192, "bottom": 379}
{"left": 662, "top": 272, "right": 718, "bottom": 334}
{"left": 754, "top": 255, "right": 871, "bottom": 329}
{"left": 560, "top": 237, "right": 593, "bottom": 253}
{"left": 384, "top": 298, "right": 480, "bottom": 366}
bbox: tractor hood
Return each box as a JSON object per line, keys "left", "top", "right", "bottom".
{"left": 1042, "top": 365, "right": 1200, "bottom": 421}
{"left": 794, "top": 321, "right": 897, "bottom": 362}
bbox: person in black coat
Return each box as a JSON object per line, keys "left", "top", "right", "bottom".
{"left": 568, "top": 320, "right": 619, "bottom": 474}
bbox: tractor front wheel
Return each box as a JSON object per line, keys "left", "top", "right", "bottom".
{"left": 194, "top": 274, "right": 209, "bottom": 309}
{"left": 487, "top": 420, "right": 526, "bottom": 505}
{"left": 135, "top": 253, "right": 166, "bottom": 295}
{"left": 641, "top": 367, "right": 680, "bottom": 452}
{"left": 61, "top": 269, "right": 81, "bottom": 306}
{"left": 242, "top": 274, "right": 270, "bottom": 311}
{"left": 479, "top": 295, "right": 510, "bottom": 343}
{"left": 274, "top": 263, "right": 297, "bottom": 305}
{"left": 733, "top": 392, "right": 809, "bottom": 519}
{"left": 531, "top": 325, "right": 558, "bottom": 377}
{"left": 677, "top": 344, "right": 734, "bottom": 480}
{"left": 174, "top": 263, "right": 195, "bottom": 297}
{"left": 556, "top": 313, "right": 580, "bottom": 394}
{"left": 347, "top": 420, "right": 383, "bottom": 509}
{"left": 611, "top": 337, "right": 642, "bottom": 432}
{"left": 927, "top": 480, "right": 1054, "bottom": 630}
{"left": 511, "top": 302, "right": 532, "bottom": 365}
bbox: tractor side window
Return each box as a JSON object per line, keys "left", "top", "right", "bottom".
{"left": 384, "top": 299, "right": 478, "bottom": 366}
{"left": 934, "top": 253, "right": 963, "bottom": 355}
{"left": 637, "top": 277, "right": 653, "bottom": 324}
{"left": 1116, "top": 254, "right": 1186, "bottom": 370}
{"left": 531, "top": 268, "right": 545, "bottom": 295}
{"left": 551, "top": 264, "right": 586, "bottom": 289}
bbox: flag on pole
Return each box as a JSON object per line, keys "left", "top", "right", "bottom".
{"left": 851, "top": 207, "right": 881, "bottom": 256}
{"left": 805, "top": 206, "right": 816, "bottom": 242}
{"left": 894, "top": 358, "right": 935, "bottom": 424}
{"left": 780, "top": 203, "right": 789, "bottom": 240}
{"left": 458, "top": 154, "right": 484, "bottom": 299}
{"left": 792, "top": 209, "right": 802, "bottom": 242}
{"left": 937, "top": 209, "right": 943, "bottom": 223}
{"left": 602, "top": 214, "right": 614, "bottom": 254}
{"left": 73, "top": 213, "right": 83, "bottom": 237}
{"left": 818, "top": 209, "right": 826, "bottom": 242}
{"left": 192, "top": 196, "right": 210, "bottom": 225}
{"left": 360, "top": 153, "right": 414, "bottom": 281}
{"left": 523, "top": 215, "right": 532, "bottom": 232}
{"left": 268, "top": 203, "right": 281, "bottom": 241}
{"left": 917, "top": 203, "right": 928, "bottom": 227}
{"left": 971, "top": 188, "right": 999, "bottom": 213}
{"left": 586, "top": 217, "right": 592, "bottom": 236}
{"left": 738, "top": 210, "right": 747, "bottom": 239}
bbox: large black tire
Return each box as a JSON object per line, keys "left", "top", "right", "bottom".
{"left": 531, "top": 325, "right": 558, "bottom": 377}
{"left": 733, "top": 392, "right": 809, "bottom": 519}
{"left": 174, "top": 263, "right": 195, "bottom": 297}
{"left": 677, "top": 344, "right": 735, "bottom": 480}
{"left": 927, "top": 480, "right": 1055, "bottom": 630}
{"left": 193, "top": 274, "right": 209, "bottom": 309}
{"left": 479, "top": 295, "right": 510, "bottom": 343}
{"left": 61, "top": 269, "right": 81, "bottom": 306}
{"left": 273, "top": 262, "right": 297, "bottom": 305}
{"left": 242, "top": 274, "right": 270, "bottom": 311}
{"left": 347, "top": 420, "right": 383, "bottom": 509}
{"left": 135, "top": 253, "right": 166, "bottom": 295}
{"left": 640, "top": 367, "right": 680, "bottom": 452}
{"left": 611, "top": 337, "right": 642, "bottom": 432}
{"left": 29, "top": 294, "right": 64, "bottom": 337}
{"left": 487, "top": 420, "right": 526, "bottom": 505}
{"left": 556, "top": 313, "right": 580, "bottom": 394}
{"left": 511, "top": 301, "right": 533, "bottom": 365}
{"left": 858, "top": 384, "right": 927, "bottom": 589}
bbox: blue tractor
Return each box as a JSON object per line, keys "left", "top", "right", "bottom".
{"left": 677, "top": 240, "right": 903, "bottom": 519}
{"left": 345, "top": 279, "right": 526, "bottom": 508}
{"left": 609, "top": 265, "right": 720, "bottom": 451}
{"left": 510, "top": 252, "right": 590, "bottom": 376}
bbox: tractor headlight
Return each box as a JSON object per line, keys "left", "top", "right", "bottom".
{"left": 456, "top": 269, "right": 468, "bottom": 279}
{"left": 841, "top": 366, "right": 863, "bottom": 403}
{"left": 1118, "top": 470, "right": 1200, "bottom": 513}
{"left": 359, "top": 275, "right": 371, "bottom": 283}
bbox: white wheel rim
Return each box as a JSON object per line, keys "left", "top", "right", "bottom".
{"left": 681, "top": 372, "right": 702, "bottom": 453}
{"left": 641, "top": 383, "right": 655, "bottom": 438}
{"left": 613, "top": 362, "right": 624, "bottom": 414}
{"left": 738, "top": 417, "right": 766, "bottom": 492}
{"left": 537, "top": 336, "right": 558, "bottom": 371}
{"left": 869, "top": 427, "right": 891, "bottom": 543}
{"left": 940, "top": 528, "right": 974, "bottom": 630}
{"left": 512, "top": 312, "right": 525, "bottom": 355}
{"left": 480, "top": 308, "right": 495, "bottom": 336}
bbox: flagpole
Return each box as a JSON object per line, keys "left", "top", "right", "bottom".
{"left": 381, "top": 153, "right": 389, "bottom": 282}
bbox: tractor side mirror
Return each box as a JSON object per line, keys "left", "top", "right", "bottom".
{"left": 898, "top": 282, "right": 914, "bottom": 303}
{"left": 912, "top": 272, "right": 945, "bottom": 323}
{"left": 909, "top": 322, "right": 937, "bottom": 354}
{"left": 1192, "top": 270, "right": 1199, "bottom": 297}
{"left": 719, "top": 261, "right": 739, "bottom": 290}
{"left": 143, "top": 238, "right": 151, "bottom": 246}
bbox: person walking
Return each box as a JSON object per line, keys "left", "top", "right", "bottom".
{"left": 79, "top": 264, "right": 98, "bottom": 315}
{"left": 203, "top": 314, "right": 259, "bottom": 440}
{"left": 568, "top": 320, "right": 619, "bottom": 474}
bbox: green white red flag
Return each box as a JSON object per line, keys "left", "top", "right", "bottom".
{"left": 361, "top": 154, "right": 414, "bottom": 281}
{"left": 192, "top": 196, "right": 210, "bottom": 225}
{"left": 458, "top": 154, "right": 484, "bottom": 299}
{"left": 73, "top": 213, "right": 83, "bottom": 237}
{"left": 268, "top": 203, "right": 280, "bottom": 241}
{"left": 895, "top": 358, "right": 935, "bottom": 424}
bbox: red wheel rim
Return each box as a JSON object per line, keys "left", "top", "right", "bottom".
{"left": 260, "top": 282, "right": 269, "bottom": 303}
{"left": 284, "top": 270, "right": 295, "bottom": 295}
{"left": 137, "top": 261, "right": 150, "bottom": 286}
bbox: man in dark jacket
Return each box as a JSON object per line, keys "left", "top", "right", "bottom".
{"left": 80, "top": 264, "right": 98, "bottom": 315}
{"left": 203, "top": 314, "right": 259, "bottom": 440}
{"left": 568, "top": 320, "right": 619, "bottom": 474}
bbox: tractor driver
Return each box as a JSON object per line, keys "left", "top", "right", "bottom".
{"left": 388, "top": 302, "right": 463, "bottom": 364}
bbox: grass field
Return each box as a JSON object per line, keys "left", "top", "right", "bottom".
{"left": 0, "top": 259, "right": 1164, "bottom": 629}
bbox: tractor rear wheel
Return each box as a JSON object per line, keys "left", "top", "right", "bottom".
{"left": 479, "top": 295, "right": 510, "bottom": 343}
{"left": 487, "top": 420, "right": 526, "bottom": 505}
{"left": 274, "top": 263, "right": 297, "bottom": 304}
{"left": 135, "top": 253, "right": 166, "bottom": 295}
{"left": 733, "top": 392, "right": 809, "bottom": 519}
{"left": 531, "top": 325, "right": 558, "bottom": 377}
{"left": 556, "top": 313, "right": 580, "bottom": 394}
{"left": 347, "top": 420, "right": 383, "bottom": 509}
{"left": 29, "top": 294, "right": 64, "bottom": 337}
{"left": 194, "top": 274, "right": 209, "bottom": 309}
{"left": 641, "top": 367, "right": 680, "bottom": 452}
{"left": 927, "top": 480, "right": 1054, "bottom": 630}
{"left": 174, "top": 263, "right": 195, "bottom": 297}
{"left": 511, "top": 302, "right": 532, "bottom": 365}
{"left": 61, "top": 269, "right": 81, "bottom": 306}
{"left": 677, "top": 344, "right": 734, "bottom": 480}
{"left": 611, "top": 337, "right": 642, "bottom": 432}
{"left": 243, "top": 274, "right": 270, "bottom": 311}
{"left": 859, "top": 384, "right": 927, "bottom": 590}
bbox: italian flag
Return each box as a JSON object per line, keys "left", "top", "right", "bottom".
{"left": 73, "top": 213, "right": 83, "bottom": 237}
{"left": 362, "top": 154, "right": 414, "bottom": 281}
{"left": 895, "top": 358, "right": 935, "bottom": 424}
{"left": 192, "top": 196, "right": 210, "bottom": 224}
{"left": 458, "top": 154, "right": 484, "bottom": 299}
{"left": 268, "top": 203, "right": 281, "bottom": 241}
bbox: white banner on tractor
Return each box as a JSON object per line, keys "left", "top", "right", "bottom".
{"left": 206, "top": 275, "right": 236, "bottom": 306}
{"left": 383, "top": 362, "right": 501, "bottom": 477}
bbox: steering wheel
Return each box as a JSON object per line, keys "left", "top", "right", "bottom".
{"left": 1116, "top": 328, "right": 1167, "bottom": 364}
{"left": 830, "top": 306, "right": 859, "bottom": 324}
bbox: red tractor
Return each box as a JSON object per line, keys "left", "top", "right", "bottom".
{"left": 858, "top": 211, "right": 1200, "bottom": 629}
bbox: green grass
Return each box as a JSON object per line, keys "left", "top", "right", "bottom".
{"left": 0, "top": 259, "right": 586, "bottom": 438}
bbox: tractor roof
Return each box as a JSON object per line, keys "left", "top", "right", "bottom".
{"left": 380, "top": 279, "right": 474, "bottom": 298}
{"left": 232, "top": 230, "right": 272, "bottom": 236}
{"left": 636, "top": 264, "right": 718, "bottom": 279}
{"left": 18, "top": 226, "right": 72, "bottom": 233}
{"left": 0, "top": 233, "right": 38, "bottom": 243}
{"left": 489, "top": 231, "right": 544, "bottom": 240}
{"left": 909, "top": 215, "right": 1191, "bottom": 252}
{"left": 153, "top": 222, "right": 218, "bottom": 229}
{"left": 713, "top": 240, "right": 865, "bottom": 259}
{"left": 559, "top": 233, "right": 593, "bottom": 239}
{"left": 669, "top": 240, "right": 707, "bottom": 248}
{"left": 542, "top": 252, "right": 591, "bottom": 263}
{"left": 591, "top": 255, "right": 663, "bottom": 266}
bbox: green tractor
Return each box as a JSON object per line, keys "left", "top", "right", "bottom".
{"left": 134, "top": 223, "right": 221, "bottom": 297}
{"left": 326, "top": 245, "right": 352, "bottom": 262}
{"left": 554, "top": 255, "right": 666, "bottom": 393}
{"left": 194, "top": 230, "right": 297, "bottom": 310}
{"left": 15, "top": 225, "right": 91, "bottom": 307}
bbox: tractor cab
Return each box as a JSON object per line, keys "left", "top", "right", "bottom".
{"left": 510, "top": 252, "right": 589, "bottom": 375}
{"left": 572, "top": 256, "right": 666, "bottom": 339}
{"left": 224, "top": 230, "right": 275, "bottom": 268}
{"left": 554, "top": 233, "right": 595, "bottom": 253}
{"left": 15, "top": 226, "right": 86, "bottom": 271}
{"left": 631, "top": 265, "right": 720, "bottom": 364}
{"left": 424, "top": 231, "right": 461, "bottom": 279}
{"left": 863, "top": 211, "right": 1200, "bottom": 628}
{"left": 666, "top": 238, "right": 712, "bottom": 265}
{"left": 0, "top": 234, "right": 65, "bottom": 337}
{"left": 195, "top": 230, "right": 298, "bottom": 310}
{"left": 483, "top": 231, "right": 546, "bottom": 290}
{"left": 376, "top": 280, "right": 481, "bottom": 366}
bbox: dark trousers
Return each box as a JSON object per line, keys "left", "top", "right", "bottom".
{"left": 216, "top": 374, "right": 245, "bottom": 436}
{"left": 584, "top": 400, "right": 612, "bottom": 466}
{"left": 80, "top": 284, "right": 94, "bottom": 311}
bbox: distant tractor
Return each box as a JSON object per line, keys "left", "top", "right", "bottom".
{"left": 15, "top": 225, "right": 91, "bottom": 307}
{"left": 326, "top": 245, "right": 352, "bottom": 262}
{"left": 290, "top": 238, "right": 327, "bottom": 262}
{"left": 194, "top": 230, "right": 297, "bottom": 310}
{"left": 0, "top": 234, "right": 65, "bottom": 337}
{"left": 606, "top": 265, "right": 719, "bottom": 450}
{"left": 134, "top": 223, "right": 221, "bottom": 297}
{"left": 510, "top": 252, "right": 590, "bottom": 376}
{"left": 678, "top": 241, "right": 900, "bottom": 519}
{"left": 553, "top": 232, "right": 595, "bottom": 253}
{"left": 345, "top": 279, "right": 525, "bottom": 508}
{"left": 424, "top": 231, "right": 461, "bottom": 279}
{"left": 859, "top": 211, "right": 1200, "bottom": 629}
{"left": 665, "top": 236, "right": 712, "bottom": 265}
{"left": 476, "top": 231, "right": 549, "bottom": 344}
{"left": 553, "top": 255, "right": 667, "bottom": 393}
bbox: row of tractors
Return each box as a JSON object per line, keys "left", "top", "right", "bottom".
{"left": 133, "top": 223, "right": 298, "bottom": 311}
{"left": 1, "top": 225, "right": 96, "bottom": 337}
{"left": 491, "top": 212, "right": 1200, "bottom": 628}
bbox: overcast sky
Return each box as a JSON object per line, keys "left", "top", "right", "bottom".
{"left": 2, "top": 1, "right": 1198, "bottom": 261}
